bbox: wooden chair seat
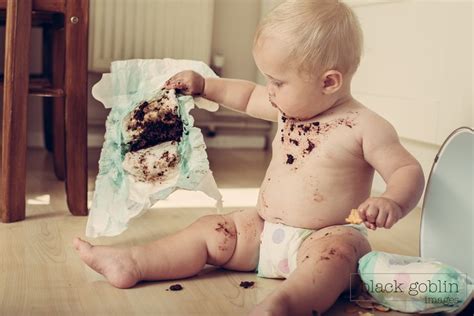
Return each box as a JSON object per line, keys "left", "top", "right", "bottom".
{"left": 0, "top": 0, "right": 89, "bottom": 222}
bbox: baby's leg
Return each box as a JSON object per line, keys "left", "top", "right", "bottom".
{"left": 250, "top": 225, "right": 371, "bottom": 315}
{"left": 74, "top": 209, "right": 263, "bottom": 288}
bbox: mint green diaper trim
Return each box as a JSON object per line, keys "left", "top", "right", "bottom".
{"left": 344, "top": 223, "right": 368, "bottom": 237}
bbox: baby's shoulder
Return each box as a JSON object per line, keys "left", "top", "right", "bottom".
{"left": 351, "top": 102, "right": 398, "bottom": 141}
{"left": 349, "top": 103, "right": 392, "bottom": 128}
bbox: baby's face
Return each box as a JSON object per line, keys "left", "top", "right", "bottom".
{"left": 253, "top": 36, "right": 331, "bottom": 121}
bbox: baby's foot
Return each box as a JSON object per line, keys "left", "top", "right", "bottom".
{"left": 73, "top": 237, "right": 142, "bottom": 289}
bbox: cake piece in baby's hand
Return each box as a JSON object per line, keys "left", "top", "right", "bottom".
{"left": 345, "top": 208, "right": 363, "bottom": 224}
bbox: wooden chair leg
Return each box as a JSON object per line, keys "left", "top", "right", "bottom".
{"left": 43, "top": 98, "right": 54, "bottom": 152}
{"left": 43, "top": 28, "right": 54, "bottom": 153}
{"left": 48, "top": 27, "right": 66, "bottom": 181}
{"left": 1, "top": 0, "right": 32, "bottom": 223}
{"left": 64, "top": 0, "right": 89, "bottom": 216}
{"left": 42, "top": 27, "right": 66, "bottom": 180}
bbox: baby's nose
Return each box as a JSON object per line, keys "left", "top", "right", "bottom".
{"left": 267, "top": 88, "right": 276, "bottom": 98}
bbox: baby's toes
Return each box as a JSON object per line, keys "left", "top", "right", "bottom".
{"left": 73, "top": 237, "right": 92, "bottom": 252}
{"left": 73, "top": 238, "right": 101, "bottom": 270}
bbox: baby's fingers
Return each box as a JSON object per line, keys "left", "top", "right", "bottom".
{"left": 357, "top": 204, "right": 369, "bottom": 222}
{"left": 365, "top": 204, "right": 379, "bottom": 223}
{"left": 375, "top": 210, "right": 389, "bottom": 228}
{"left": 165, "top": 79, "right": 192, "bottom": 95}
{"left": 165, "top": 77, "right": 183, "bottom": 88}
{"left": 364, "top": 205, "right": 379, "bottom": 230}
{"left": 364, "top": 221, "right": 376, "bottom": 230}
{"left": 357, "top": 204, "right": 375, "bottom": 230}
{"left": 384, "top": 211, "right": 399, "bottom": 229}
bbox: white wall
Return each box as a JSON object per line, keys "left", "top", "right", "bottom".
{"left": 350, "top": 0, "right": 473, "bottom": 198}
{"left": 212, "top": 0, "right": 260, "bottom": 81}
{"left": 352, "top": 1, "right": 472, "bottom": 145}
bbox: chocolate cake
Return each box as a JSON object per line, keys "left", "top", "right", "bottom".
{"left": 124, "top": 89, "right": 183, "bottom": 152}
{"left": 122, "top": 89, "right": 183, "bottom": 183}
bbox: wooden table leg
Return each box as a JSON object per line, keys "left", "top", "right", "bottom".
{"left": 1, "top": 0, "right": 32, "bottom": 223}
{"left": 64, "top": 0, "right": 89, "bottom": 216}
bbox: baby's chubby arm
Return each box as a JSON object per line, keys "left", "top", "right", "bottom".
{"left": 357, "top": 112, "right": 425, "bottom": 230}
{"left": 165, "top": 71, "right": 278, "bottom": 122}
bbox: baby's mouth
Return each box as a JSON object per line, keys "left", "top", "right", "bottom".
{"left": 269, "top": 98, "right": 287, "bottom": 116}
{"left": 268, "top": 96, "right": 278, "bottom": 109}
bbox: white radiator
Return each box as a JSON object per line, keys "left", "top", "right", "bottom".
{"left": 88, "top": 0, "right": 215, "bottom": 72}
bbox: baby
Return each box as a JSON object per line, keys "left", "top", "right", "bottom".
{"left": 74, "top": 1, "right": 425, "bottom": 314}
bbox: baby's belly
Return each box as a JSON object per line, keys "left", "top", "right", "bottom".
{"left": 257, "top": 164, "right": 373, "bottom": 229}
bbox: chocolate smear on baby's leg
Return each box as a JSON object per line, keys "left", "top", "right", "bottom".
{"left": 215, "top": 222, "right": 235, "bottom": 238}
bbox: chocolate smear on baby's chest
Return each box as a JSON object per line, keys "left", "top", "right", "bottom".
{"left": 280, "top": 113, "right": 358, "bottom": 165}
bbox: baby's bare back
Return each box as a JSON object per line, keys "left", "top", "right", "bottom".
{"left": 257, "top": 102, "right": 375, "bottom": 229}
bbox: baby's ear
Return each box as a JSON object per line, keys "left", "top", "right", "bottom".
{"left": 321, "top": 70, "right": 343, "bottom": 95}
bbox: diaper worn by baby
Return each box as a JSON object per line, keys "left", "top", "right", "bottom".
{"left": 257, "top": 221, "right": 367, "bottom": 279}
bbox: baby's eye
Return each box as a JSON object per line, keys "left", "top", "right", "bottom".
{"left": 271, "top": 81, "right": 284, "bottom": 88}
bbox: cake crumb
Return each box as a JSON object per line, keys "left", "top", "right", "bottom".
{"left": 167, "top": 284, "right": 183, "bottom": 291}
{"left": 345, "top": 209, "right": 363, "bottom": 224}
{"left": 239, "top": 281, "right": 255, "bottom": 289}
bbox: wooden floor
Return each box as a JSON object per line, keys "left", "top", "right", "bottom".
{"left": 0, "top": 148, "right": 423, "bottom": 315}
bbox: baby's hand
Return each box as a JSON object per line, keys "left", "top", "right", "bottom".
{"left": 165, "top": 70, "right": 205, "bottom": 96}
{"left": 357, "top": 197, "right": 403, "bottom": 230}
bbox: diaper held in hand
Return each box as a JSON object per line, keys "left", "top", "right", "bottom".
{"left": 86, "top": 59, "right": 223, "bottom": 238}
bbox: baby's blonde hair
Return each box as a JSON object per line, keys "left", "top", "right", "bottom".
{"left": 254, "top": 0, "right": 363, "bottom": 77}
